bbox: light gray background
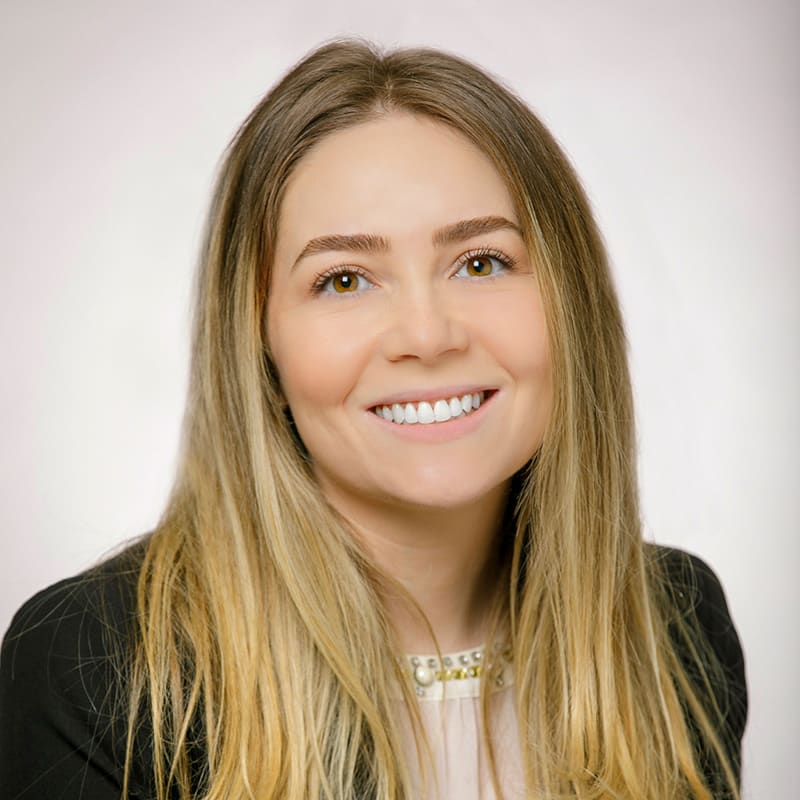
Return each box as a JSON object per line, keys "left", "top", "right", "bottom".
{"left": 1, "top": 2, "right": 797, "bottom": 797}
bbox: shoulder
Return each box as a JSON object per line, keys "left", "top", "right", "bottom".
{"left": 647, "top": 544, "right": 746, "bottom": 679}
{"left": 0, "top": 538, "right": 149, "bottom": 798}
{"left": 4, "top": 538, "right": 145, "bottom": 635}
{"left": 2, "top": 539, "right": 146, "bottom": 679}
{"left": 646, "top": 544, "right": 748, "bottom": 784}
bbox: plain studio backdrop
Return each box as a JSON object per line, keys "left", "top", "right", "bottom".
{"left": 1, "top": 1, "right": 796, "bottom": 797}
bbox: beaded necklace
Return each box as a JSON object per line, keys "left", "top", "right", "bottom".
{"left": 401, "top": 644, "right": 513, "bottom": 699}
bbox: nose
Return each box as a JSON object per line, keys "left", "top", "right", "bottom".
{"left": 380, "top": 285, "right": 469, "bottom": 363}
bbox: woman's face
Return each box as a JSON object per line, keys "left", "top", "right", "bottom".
{"left": 267, "top": 113, "right": 551, "bottom": 514}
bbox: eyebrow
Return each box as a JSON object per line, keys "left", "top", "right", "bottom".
{"left": 291, "top": 215, "right": 522, "bottom": 271}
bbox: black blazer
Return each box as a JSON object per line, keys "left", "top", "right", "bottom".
{"left": 0, "top": 542, "right": 747, "bottom": 798}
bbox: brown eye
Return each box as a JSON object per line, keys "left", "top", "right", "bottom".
{"left": 332, "top": 272, "right": 359, "bottom": 293}
{"left": 455, "top": 251, "right": 513, "bottom": 280}
{"left": 465, "top": 256, "right": 493, "bottom": 277}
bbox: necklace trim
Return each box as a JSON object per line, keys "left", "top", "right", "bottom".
{"left": 400, "top": 644, "right": 513, "bottom": 700}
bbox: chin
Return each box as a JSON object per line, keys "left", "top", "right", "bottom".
{"left": 379, "top": 478, "right": 510, "bottom": 513}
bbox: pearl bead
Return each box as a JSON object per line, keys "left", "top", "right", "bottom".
{"left": 414, "top": 665, "right": 435, "bottom": 687}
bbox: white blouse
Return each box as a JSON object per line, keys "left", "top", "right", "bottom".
{"left": 397, "top": 646, "right": 526, "bottom": 799}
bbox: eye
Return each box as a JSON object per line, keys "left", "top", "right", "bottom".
{"left": 313, "top": 267, "right": 374, "bottom": 296}
{"left": 453, "top": 249, "right": 516, "bottom": 279}
{"left": 330, "top": 272, "right": 360, "bottom": 293}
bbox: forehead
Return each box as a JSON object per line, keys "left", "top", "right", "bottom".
{"left": 275, "top": 113, "right": 518, "bottom": 251}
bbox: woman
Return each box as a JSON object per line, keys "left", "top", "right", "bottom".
{"left": 0, "top": 40, "right": 746, "bottom": 799}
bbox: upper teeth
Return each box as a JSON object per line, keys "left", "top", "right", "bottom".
{"left": 374, "top": 392, "right": 484, "bottom": 425}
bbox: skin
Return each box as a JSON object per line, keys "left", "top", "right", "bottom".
{"left": 267, "top": 113, "right": 552, "bottom": 652}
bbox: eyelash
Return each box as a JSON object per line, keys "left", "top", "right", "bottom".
{"left": 311, "top": 264, "right": 373, "bottom": 294}
{"left": 454, "top": 247, "right": 518, "bottom": 275}
{"left": 310, "top": 246, "right": 518, "bottom": 295}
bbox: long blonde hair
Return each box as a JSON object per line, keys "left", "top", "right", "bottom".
{"left": 125, "top": 39, "right": 742, "bottom": 798}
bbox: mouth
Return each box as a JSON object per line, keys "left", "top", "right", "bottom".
{"left": 370, "top": 390, "right": 496, "bottom": 425}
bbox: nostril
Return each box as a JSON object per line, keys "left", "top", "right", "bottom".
{"left": 380, "top": 301, "right": 469, "bottom": 363}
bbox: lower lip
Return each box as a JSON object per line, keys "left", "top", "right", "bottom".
{"left": 365, "top": 392, "right": 498, "bottom": 443}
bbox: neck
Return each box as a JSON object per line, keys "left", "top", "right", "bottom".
{"left": 320, "top": 479, "right": 511, "bottom": 654}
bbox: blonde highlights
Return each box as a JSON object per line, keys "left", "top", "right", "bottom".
{"left": 125, "top": 40, "right": 741, "bottom": 798}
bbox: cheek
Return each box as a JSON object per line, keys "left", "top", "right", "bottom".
{"left": 482, "top": 285, "right": 551, "bottom": 386}
{"left": 268, "top": 306, "right": 370, "bottom": 417}
{"left": 483, "top": 287, "right": 553, "bottom": 457}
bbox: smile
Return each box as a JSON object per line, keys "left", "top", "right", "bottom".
{"left": 372, "top": 391, "right": 488, "bottom": 425}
